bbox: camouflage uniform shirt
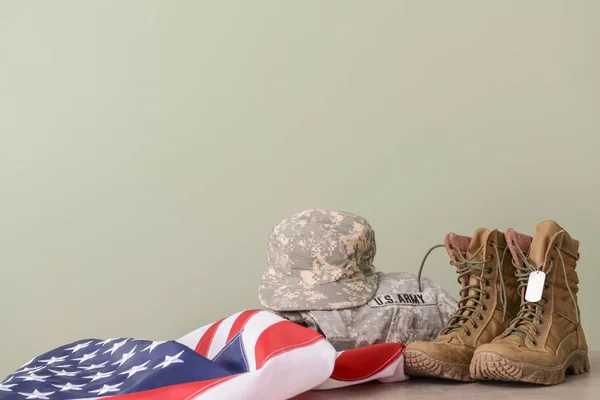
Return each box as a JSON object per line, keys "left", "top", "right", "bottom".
{"left": 274, "top": 272, "right": 458, "bottom": 351}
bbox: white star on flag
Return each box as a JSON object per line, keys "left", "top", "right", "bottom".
{"left": 79, "top": 361, "right": 108, "bottom": 371}
{"left": 153, "top": 350, "right": 185, "bottom": 369}
{"left": 17, "top": 389, "right": 55, "bottom": 399}
{"left": 0, "top": 382, "right": 17, "bottom": 391}
{"left": 96, "top": 338, "right": 119, "bottom": 346}
{"left": 65, "top": 341, "right": 93, "bottom": 353}
{"left": 51, "top": 364, "right": 72, "bottom": 368}
{"left": 38, "top": 355, "right": 68, "bottom": 365}
{"left": 142, "top": 340, "right": 166, "bottom": 353}
{"left": 18, "top": 373, "right": 50, "bottom": 382}
{"left": 52, "top": 382, "right": 86, "bottom": 392}
{"left": 112, "top": 345, "right": 137, "bottom": 367}
{"left": 103, "top": 339, "right": 128, "bottom": 355}
{"left": 89, "top": 382, "right": 123, "bottom": 395}
{"left": 49, "top": 369, "right": 79, "bottom": 377}
{"left": 83, "top": 370, "right": 115, "bottom": 382}
{"left": 73, "top": 349, "right": 99, "bottom": 364}
{"left": 119, "top": 360, "right": 149, "bottom": 378}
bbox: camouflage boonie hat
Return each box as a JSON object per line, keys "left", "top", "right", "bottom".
{"left": 259, "top": 209, "right": 379, "bottom": 311}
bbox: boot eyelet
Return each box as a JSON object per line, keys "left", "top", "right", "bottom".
{"left": 473, "top": 324, "right": 478, "bottom": 329}
{"left": 466, "top": 331, "right": 471, "bottom": 336}
{"left": 481, "top": 305, "right": 487, "bottom": 311}
{"left": 486, "top": 268, "right": 492, "bottom": 273}
{"left": 485, "top": 280, "right": 490, "bottom": 287}
{"left": 478, "top": 315, "right": 484, "bottom": 320}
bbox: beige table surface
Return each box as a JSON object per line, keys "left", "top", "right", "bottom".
{"left": 294, "top": 351, "right": 599, "bottom": 399}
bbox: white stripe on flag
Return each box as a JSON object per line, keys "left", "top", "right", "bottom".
{"left": 206, "top": 311, "right": 243, "bottom": 359}
{"left": 241, "top": 311, "right": 284, "bottom": 371}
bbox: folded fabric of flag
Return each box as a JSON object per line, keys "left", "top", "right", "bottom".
{"left": 0, "top": 310, "right": 405, "bottom": 400}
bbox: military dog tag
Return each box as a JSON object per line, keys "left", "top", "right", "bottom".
{"left": 525, "top": 270, "right": 546, "bottom": 302}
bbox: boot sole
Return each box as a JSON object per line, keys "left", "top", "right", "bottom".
{"left": 470, "top": 350, "right": 590, "bottom": 385}
{"left": 404, "top": 349, "right": 474, "bottom": 382}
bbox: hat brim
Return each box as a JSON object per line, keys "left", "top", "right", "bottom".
{"left": 259, "top": 273, "right": 379, "bottom": 312}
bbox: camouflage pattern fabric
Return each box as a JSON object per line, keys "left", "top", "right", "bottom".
{"left": 275, "top": 272, "right": 458, "bottom": 351}
{"left": 258, "top": 209, "right": 378, "bottom": 311}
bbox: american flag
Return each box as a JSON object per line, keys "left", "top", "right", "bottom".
{"left": 0, "top": 310, "right": 405, "bottom": 400}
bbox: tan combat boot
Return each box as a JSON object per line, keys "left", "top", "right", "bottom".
{"left": 471, "top": 221, "right": 589, "bottom": 385}
{"left": 405, "top": 228, "right": 520, "bottom": 381}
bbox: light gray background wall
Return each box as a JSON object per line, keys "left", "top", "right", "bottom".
{"left": 1, "top": 0, "right": 599, "bottom": 377}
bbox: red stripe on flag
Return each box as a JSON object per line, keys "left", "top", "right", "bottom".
{"left": 103, "top": 376, "right": 235, "bottom": 400}
{"left": 331, "top": 343, "right": 404, "bottom": 381}
{"left": 254, "top": 320, "right": 324, "bottom": 370}
{"left": 194, "top": 318, "right": 225, "bottom": 356}
{"left": 227, "top": 310, "right": 261, "bottom": 342}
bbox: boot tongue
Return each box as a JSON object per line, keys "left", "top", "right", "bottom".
{"left": 529, "top": 220, "right": 564, "bottom": 268}
{"left": 463, "top": 228, "right": 490, "bottom": 301}
{"left": 505, "top": 229, "right": 533, "bottom": 267}
{"left": 466, "top": 228, "right": 489, "bottom": 259}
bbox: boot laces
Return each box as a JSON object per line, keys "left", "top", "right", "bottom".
{"left": 417, "top": 242, "right": 508, "bottom": 336}
{"left": 505, "top": 241, "right": 580, "bottom": 345}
